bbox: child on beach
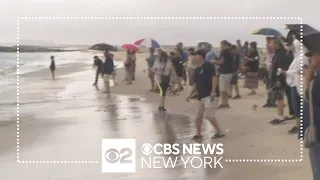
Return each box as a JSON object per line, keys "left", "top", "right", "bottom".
{"left": 49, "top": 56, "right": 56, "bottom": 80}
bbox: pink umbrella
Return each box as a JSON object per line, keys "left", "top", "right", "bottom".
{"left": 121, "top": 44, "right": 139, "bottom": 51}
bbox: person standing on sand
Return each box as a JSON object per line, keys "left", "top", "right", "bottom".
{"left": 176, "top": 42, "right": 188, "bottom": 86}
{"left": 187, "top": 49, "right": 225, "bottom": 140}
{"left": 102, "top": 51, "right": 115, "bottom": 93}
{"left": 49, "top": 56, "right": 56, "bottom": 80}
{"left": 187, "top": 47, "right": 196, "bottom": 86}
{"left": 124, "top": 50, "right": 134, "bottom": 85}
{"left": 170, "top": 50, "right": 184, "bottom": 93}
{"left": 132, "top": 51, "right": 137, "bottom": 81}
{"left": 268, "top": 38, "right": 291, "bottom": 124}
{"left": 242, "top": 41, "right": 249, "bottom": 57}
{"left": 263, "top": 37, "right": 277, "bottom": 108}
{"left": 243, "top": 42, "right": 260, "bottom": 95}
{"left": 214, "top": 40, "right": 233, "bottom": 109}
{"left": 92, "top": 55, "right": 103, "bottom": 86}
{"left": 146, "top": 47, "right": 157, "bottom": 91}
{"left": 302, "top": 35, "right": 320, "bottom": 179}
{"left": 152, "top": 51, "right": 173, "bottom": 112}
{"left": 229, "top": 45, "right": 241, "bottom": 99}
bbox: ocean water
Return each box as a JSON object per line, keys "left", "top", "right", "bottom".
{"left": 0, "top": 51, "right": 122, "bottom": 84}
{"left": 0, "top": 51, "right": 124, "bottom": 122}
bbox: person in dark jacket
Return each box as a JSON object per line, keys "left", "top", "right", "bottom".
{"left": 102, "top": 51, "right": 115, "bottom": 93}
{"left": 303, "top": 46, "right": 320, "bottom": 180}
{"left": 92, "top": 56, "right": 104, "bottom": 86}
{"left": 268, "top": 38, "right": 291, "bottom": 124}
{"left": 49, "top": 56, "right": 56, "bottom": 80}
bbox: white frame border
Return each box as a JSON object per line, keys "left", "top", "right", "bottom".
{"left": 16, "top": 16, "right": 304, "bottom": 164}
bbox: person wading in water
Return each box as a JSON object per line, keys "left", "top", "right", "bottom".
{"left": 49, "top": 55, "right": 56, "bottom": 80}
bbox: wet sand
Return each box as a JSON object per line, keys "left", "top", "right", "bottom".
{"left": 0, "top": 51, "right": 312, "bottom": 180}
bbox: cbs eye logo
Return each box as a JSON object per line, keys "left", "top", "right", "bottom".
{"left": 105, "top": 148, "right": 132, "bottom": 163}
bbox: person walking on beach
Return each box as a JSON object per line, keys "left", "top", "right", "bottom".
{"left": 243, "top": 42, "right": 260, "bottom": 95}
{"left": 124, "top": 50, "right": 134, "bottom": 85}
{"left": 102, "top": 51, "right": 115, "bottom": 93}
{"left": 92, "top": 55, "right": 103, "bottom": 86}
{"left": 187, "top": 49, "right": 225, "bottom": 140}
{"left": 146, "top": 47, "right": 157, "bottom": 91}
{"left": 214, "top": 40, "right": 233, "bottom": 109}
{"left": 152, "top": 51, "right": 173, "bottom": 112}
{"left": 268, "top": 38, "right": 291, "bottom": 124}
{"left": 229, "top": 45, "right": 241, "bottom": 99}
{"left": 49, "top": 56, "right": 56, "bottom": 80}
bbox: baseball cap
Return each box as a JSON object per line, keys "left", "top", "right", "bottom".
{"left": 191, "top": 49, "right": 206, "bottom": 58}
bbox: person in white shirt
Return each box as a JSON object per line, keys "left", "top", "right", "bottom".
{"left": 152, "top": 51, "right": 174, "bottom": 112}
{"left": 282, "top": 37, "right": 308, "bottom": 133}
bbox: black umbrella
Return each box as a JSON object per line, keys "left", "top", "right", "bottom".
{"left": 285, "top": 24, "right": 319, "bottom": 40}
{"left": 302, "top": 32, "right": 320, "bottom": 54}
{"left": 89, "top": 43, "right": 117, "bottom": 51}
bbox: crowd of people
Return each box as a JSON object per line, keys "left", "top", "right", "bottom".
{"left": 50, "top": 28, "right": 320, "bottom": 179}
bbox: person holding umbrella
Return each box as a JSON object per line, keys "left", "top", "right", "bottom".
{"left": 301, "top": 32, "right": 320, "bottom": 180}
{"left": 146, "top": 47, "right": 157, "bottom": 91}
{"left": 124, "top": 50, "right": 135, "bottom": 85}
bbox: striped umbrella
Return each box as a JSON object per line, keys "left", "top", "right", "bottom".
{"left": 134, "top": 38, "right": 161, "bottom": 48}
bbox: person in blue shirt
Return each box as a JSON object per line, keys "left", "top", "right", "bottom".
{"left": 187, "top": 49, "right": 225, "bottom": 140}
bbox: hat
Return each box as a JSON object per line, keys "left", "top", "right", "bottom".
{"left": 191, "top": 49, "right": 206, "bottom": 58}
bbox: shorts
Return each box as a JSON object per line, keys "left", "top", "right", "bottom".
{"left": 103, "top": 74, "right": 112, "bottom": 82}
{"left": 219, "top": 73, "right": 233, "bottom": 91}
{"left": 230, "top": 72, "right": 238, "bottom": 85}
{"left": 196, "top": 97, "right": 218, "bottom": 120}
{"left": 157, "top": 82, "right": 170, "bottom": 97}
{"left": 148, "top": 68, "right": 155, "bottom": 79}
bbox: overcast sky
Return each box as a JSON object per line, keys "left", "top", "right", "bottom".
{"left": 1, "top": 0, "right": 319, "bottom": 46}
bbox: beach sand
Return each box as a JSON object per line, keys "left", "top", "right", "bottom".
{"left": 0, "top": 51, "right": 312, "bottom": 180}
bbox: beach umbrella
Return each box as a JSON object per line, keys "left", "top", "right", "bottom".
{"left": 285, "top": 24, "right": 319, "bottom": 40}
{"left": 121, "top": 44, "right": 139, "bottom": 51}
{"left": 252, "top": 27, "right": 283, "bottom": 37}
{"left": 134, "top": 38, "right": 161, "bottom": 48}
{"left": 197, "top": 42, "right": 212, "bottom": 49}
